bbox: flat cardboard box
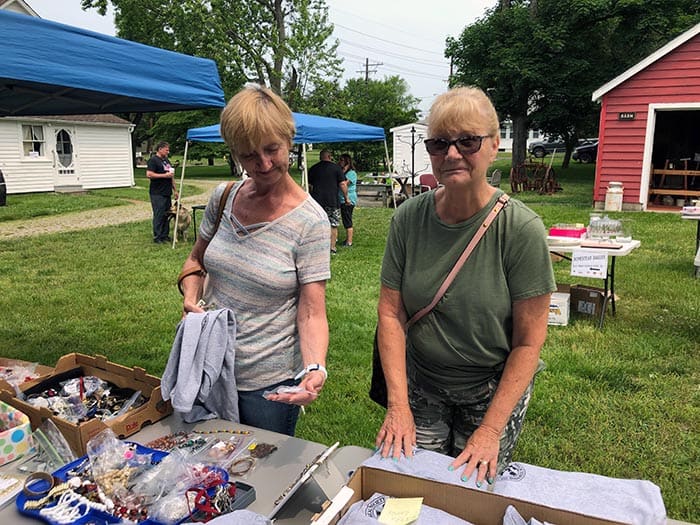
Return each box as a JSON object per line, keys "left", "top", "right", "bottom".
{"left": 317, "top": 466, "right": 623, "bottom": 525}
{"left": 0, "top": 353, "right": 171, "bottom": 456}
{"left": 571, "top": 285, "right": 606, "bottom": 318}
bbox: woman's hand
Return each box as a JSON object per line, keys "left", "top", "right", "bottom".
{"left": 267, "top": 370, "right": 325, "bottom": 406}
{"left": 375, "top": 404, "right": 416, "bottom": 460}
{"left": 450, "top": 424, "right": 501, "bottom": 486}
{"left": 182, "top": 298, "right": 205, "bottom": 318}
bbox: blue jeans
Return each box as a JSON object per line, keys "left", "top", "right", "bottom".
{"left": 238, "top": 379, "right": 301, "bottom": 436}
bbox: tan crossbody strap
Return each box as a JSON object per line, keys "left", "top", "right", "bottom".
{"left": 213, "top": 180, "right": 236, "bottom": 234}
{"left": 406, "top": 193, "right": 510, "bottom": 329}
{"left": 177, "top": 181, "right": 236, "bottom": 295}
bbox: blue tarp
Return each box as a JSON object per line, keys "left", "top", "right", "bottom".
{"left": 0, "top": 10, "right": 225, "bottom": 116}
{"left": 187, "top": 112, "right": 385, "bottom": 144}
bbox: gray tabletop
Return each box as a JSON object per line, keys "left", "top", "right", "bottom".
{"left": 0, "top": 414, "right": 372, "bottom": 524}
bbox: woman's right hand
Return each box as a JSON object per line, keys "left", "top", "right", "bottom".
{"left": 182, "top": 298, "right": 205, "bottom": 318}
{"left": 375, "top": 404, "right": 416, "bottom": 461}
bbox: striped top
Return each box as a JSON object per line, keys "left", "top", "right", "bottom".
{"left": 200, "top": 182, "right": 331, "bottom": 390}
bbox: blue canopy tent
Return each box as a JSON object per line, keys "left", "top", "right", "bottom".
{"left": 0, "top": 10, "right": 225, "bottom": 115}
{"left": 181, "top": 113, "right": 390, "bottom": 202}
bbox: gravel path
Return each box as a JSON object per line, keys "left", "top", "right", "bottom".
{"left": 0, "top": 180, "right": 224, "bottom": 240}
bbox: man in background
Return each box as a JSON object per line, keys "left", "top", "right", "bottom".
{"left": 147, "top": 141, "right": 178, "bottom": 244}
{"left": 308, "top": 149, "right": 347, "bottom": 254}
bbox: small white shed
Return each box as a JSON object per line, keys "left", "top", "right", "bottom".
{"left": 0, "top": 114, "right": 134, "bottom": 194}
{"left": 389, "top": 122, "right": 432, "bottom": 186}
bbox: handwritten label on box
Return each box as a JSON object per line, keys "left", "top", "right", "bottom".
{"left": 571, "top": 251, "right": 608, "bottom": 278}
{"left": 378, "top": 497, "right": 423, "bottom": 525}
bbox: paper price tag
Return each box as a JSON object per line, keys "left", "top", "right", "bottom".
{"left": 571, "top": 250, "right": 608, "bottom": 278}
{"left": 378, "top": 497, "right": 423, "bottom": 525}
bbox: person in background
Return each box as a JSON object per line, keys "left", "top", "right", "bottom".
{"left": 147, "top": 141, "right": 178, "bottom": 243}
{"left": 374, "top": 86, "right": 556, "bottom": 487}
{"left": 177, "top": 84, "right": 330, "bottom": 436}
{"left": 308, "top": 149, "right": 347, "bottom": 254}
{"left": 338, "top": 153, "right": 358, "bottom": 247}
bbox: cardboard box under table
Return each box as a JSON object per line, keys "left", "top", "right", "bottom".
{"left": 318, "top": 466, "right": 624, "bottom": 525}
{"left": 0, "top": 353, "right": 171, "bottom": 456}
{"left": 570, "top": 284, "right": 606, "bottom": 318}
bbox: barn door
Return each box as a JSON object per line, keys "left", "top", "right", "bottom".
{"left": 53, "top": 128, "right": 80, "bottom": 188}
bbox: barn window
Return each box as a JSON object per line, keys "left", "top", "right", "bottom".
{"left": 22, "top": 125, "right": 45, "bottom": 157}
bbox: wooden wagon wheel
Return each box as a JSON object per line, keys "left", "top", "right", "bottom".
{"left": 539, "top": 166, "right": 557, "bottom": 195}
{"left": 510, "top": 163, "right": 529, "bottom": 193}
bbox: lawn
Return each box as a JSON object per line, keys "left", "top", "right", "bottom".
{"left": 0, "top": 159, "right": 698, "bottom": 522}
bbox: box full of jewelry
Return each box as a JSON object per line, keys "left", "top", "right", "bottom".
{"left": 0, "top": 353, "right": 172, "bottom": 456}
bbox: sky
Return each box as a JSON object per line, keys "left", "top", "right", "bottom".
{"left": 27, "top": 0, "right": 497, "bottom": 114}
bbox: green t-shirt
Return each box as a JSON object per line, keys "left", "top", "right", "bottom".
{"left": 381, "top": 190, "right": 556, "bottom": 390}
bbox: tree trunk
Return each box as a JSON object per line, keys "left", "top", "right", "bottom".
{"left": 511, "top": 114, "right": 529, "bottom": 171}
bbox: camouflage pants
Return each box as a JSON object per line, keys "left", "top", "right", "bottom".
{"left": 408, "top": 367, "right": 534, "bottom": 475}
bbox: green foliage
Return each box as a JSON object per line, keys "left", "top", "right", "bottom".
{"left": 446, "top": 0, "right": 700, "bottom": 167}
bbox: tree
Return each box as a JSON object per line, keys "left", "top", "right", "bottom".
{"left": 447, "top": 0, "right": 700, "bottom": 170}
{"left": 447, "top": 4, "right": 538, "bottom": 170}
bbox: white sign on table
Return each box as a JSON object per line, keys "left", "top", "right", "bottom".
{"left": 570, "top": 251, "right": 608, "bottom": 278}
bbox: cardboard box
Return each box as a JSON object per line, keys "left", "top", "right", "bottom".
{"left": 571, "top": 285, "right": 606, "bottom": 318}
{"left": 548, "top": 284, "right": 570, "bottom": 326}
{"left": 318, "top": 466, "right": 622, "bottom": 525}
{"left": 0, "top": 353, "right": 171, "bottom": 456}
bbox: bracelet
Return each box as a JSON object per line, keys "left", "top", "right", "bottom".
{"left": 22, "top": 471, "right": 55, "bottom": 498}
{"left": 294, "top": 363, "right": 327, "bottom": 381}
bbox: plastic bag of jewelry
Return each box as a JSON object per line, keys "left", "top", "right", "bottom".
{"left": 149, "top": 461, "right": 231, "bottom": 524}
{"left": 86, "top": 428, "right": 155, "bottom": 499}
{"left": 194, "top": 435, "right": 255, "bottom": 468}
{"left": 128, "top": 447, "right": 192, "bottom": 505}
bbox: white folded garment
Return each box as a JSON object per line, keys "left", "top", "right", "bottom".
{"left": 363, "top": 449, "right": 666, "bottom": 525}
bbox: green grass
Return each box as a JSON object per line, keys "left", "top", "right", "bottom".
{"left": 0, "top": 159, "right": 698, "bottom": 521}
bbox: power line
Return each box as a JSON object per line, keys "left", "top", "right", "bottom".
{"left": 337, "top": 37, "right": 448, "bottom": 68}
{"left": 334, "top": 23, "right": 447, "bottom": 56}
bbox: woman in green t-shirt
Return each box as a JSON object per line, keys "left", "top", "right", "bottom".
{"left": 374, "top": 87, "right": 556, "bottom": 487}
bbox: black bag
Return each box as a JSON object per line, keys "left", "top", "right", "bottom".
{"left": 369, "top": 328, "right": 387, "bottom": 408}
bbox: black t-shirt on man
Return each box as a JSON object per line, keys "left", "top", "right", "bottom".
{"left": 147, "top": 154, "right": 173, "bottom": 196}
{"left": 308, "top": 160, "right": 345, "bottom": 208}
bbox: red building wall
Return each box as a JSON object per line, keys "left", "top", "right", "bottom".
{"left": 594, "top": 35, "right": 700, "bottom": 206}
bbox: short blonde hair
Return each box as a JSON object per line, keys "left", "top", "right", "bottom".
{"left": 220, "top": 83, "right": 296, "bottom": 159}
{"left": 427, "top": 86, "right": 500, "bottom": 138}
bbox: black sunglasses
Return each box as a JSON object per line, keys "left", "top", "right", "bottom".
{"left": 424, "top": 135, "right": 489, "bottom": 156}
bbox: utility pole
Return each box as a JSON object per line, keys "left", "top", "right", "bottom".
{"left": 356, "top": 58, "right": 383, "bottom": 82}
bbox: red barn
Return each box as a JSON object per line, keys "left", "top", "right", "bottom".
{"left": 592, "top": 23, "right": 700, "bottom": 211}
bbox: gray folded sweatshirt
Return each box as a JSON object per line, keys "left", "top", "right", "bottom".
{"left": 161, "top": 309, "right": 238, "bottom": 423}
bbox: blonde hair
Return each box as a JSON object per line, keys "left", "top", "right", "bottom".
{"left": 220, "top": 83, "right": 296, "bottom": 158}
{"left": 427, "top": 86, "right": 500, "bottom": 138}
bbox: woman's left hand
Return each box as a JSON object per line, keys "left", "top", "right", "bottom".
{"left": 450, "top": 424, "right": 501, "bottom": 486}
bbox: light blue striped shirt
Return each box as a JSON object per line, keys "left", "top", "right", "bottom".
{"left": 200, "top": 182, "right": 331, "bottom": 390}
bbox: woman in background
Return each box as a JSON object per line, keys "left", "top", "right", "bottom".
{"left": 338, "top": 153, "right": 357, "bottom": 246}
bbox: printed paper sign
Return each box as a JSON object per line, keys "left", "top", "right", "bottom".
{"left": 571, "top": 251, "right": 608, "bottom": 278}
{"left": 378, "top": 497, "right": 423, "bottom": 525}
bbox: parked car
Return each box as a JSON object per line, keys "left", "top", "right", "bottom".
{"left": 572, "top": 141, "right": 598, "bottom": 163}
{"left": 528, "top": 137, "right": 597, "bottom": 158}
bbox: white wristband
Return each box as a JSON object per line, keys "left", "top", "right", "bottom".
{"left": 294, "top": 363, "right": 327, "bottom": 381}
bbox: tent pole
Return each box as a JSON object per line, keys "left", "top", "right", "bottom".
{"left": 172, "top": 140, "right": 189, "bottom": 249}
{"left": 302, "top": 144, "right": 309, "bottom": 192}
{"left": 383, "top": 139, "right": 396, "bottom": 208}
